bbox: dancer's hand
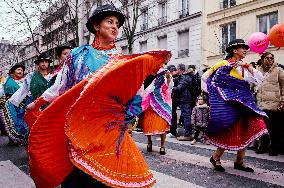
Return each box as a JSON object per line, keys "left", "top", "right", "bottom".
{"left": 26, "top": 102, "right": 36, "bottom": 111}
{"left": 237, "top": 61, "right": 254, "bottom": 74}
{"left": 235, "top": 61, "right": 247, "bottom": 67}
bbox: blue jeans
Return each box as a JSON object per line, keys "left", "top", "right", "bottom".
{"left": 179, "top": 102, "right": 192, "bottom": 137}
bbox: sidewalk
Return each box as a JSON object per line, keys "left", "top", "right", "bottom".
{"left": 0, "top": 160, "right": 35, "bottom": 188}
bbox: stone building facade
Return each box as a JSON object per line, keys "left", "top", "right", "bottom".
{"left": 115, "top": 0, "right": 203, "bottom": 70}
{"left": 202, "top": 0, "right": 284, "bottom": 67}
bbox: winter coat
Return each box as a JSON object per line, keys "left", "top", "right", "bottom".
{"left": 256, "top": 63, "right": 284, "bottom": 111}
{"left": 191, "top": 104, "right": 210, "bottom": 128}
{"left": 189, "top": 72, "right": 201, "bottom": 101}
{"left": 173, "top": 72, "right": 193, "bottom": 103}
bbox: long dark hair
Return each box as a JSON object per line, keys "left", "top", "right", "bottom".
{"left": 225, "top": 52, "right": 233, "bottom": 60}
{"left": 260, "top": 51, "right": 274, "bottom": 62}
{"left": 196, "top": 93, "right": 208, "bottom": 104}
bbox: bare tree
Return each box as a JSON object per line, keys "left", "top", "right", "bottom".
{"left": 3, "top": 0, "right": 90, "bottom": 68}
{"left": 105, "top": 0, "right": 159, "bottom": 54}
{"left": 3, "top": 0, "right": 43, "bottom": 54}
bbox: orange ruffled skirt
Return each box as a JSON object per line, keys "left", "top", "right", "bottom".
{"left": 142, "top": 108, "right": 170, "bottom": 135}
{"left": 28, "top": 50, "right": 171, "bottom": 188}
{"left": 25, "top": 109, "right": 41, "bottom": 129}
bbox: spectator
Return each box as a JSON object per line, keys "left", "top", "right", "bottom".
{"left": 188, "top": 65, "right": 201, "bottom": 106}
{"left": 190, "top": 94, "right": 210, "bottom": 145}
{"left": 255, "top": 52, "right": 284, "bottom": 156}
{"left": 167, "top": 65, "right": 178, "bottom": 137}
{"left": 173, "top": 64, "right": 194, "bottom": 141}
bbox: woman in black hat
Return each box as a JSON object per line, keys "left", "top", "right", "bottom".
{"left": 201, "top": 39, "right": 268, "bottom": 172}
{"left": 56, "top": 45, "right": 72, "bottom": 64}
{"left": 8, "top": 64, "right": 25, "bottom": 81}
{"left": 48, "top": 45, "right": 72, "bottom": 86}
{"left": 5, "top": 53, "right": 53, "bottom": 144}
{"left": 27, "top": 4, "right": 125, "bottom": 110}
{"left": 27, "top": 3, "right": 168, "bottom": 188}
{"left": 0, "top": 64, "right": 25, "bottom": 140}
{"left": 9, "top": 53, "right": 52, "bottom": 109}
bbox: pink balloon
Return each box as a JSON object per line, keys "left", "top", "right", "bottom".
{"left": 247, "top": 32, "right": 269, "bottom": 54}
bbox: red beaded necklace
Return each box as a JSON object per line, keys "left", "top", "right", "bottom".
{"left": 91, "top": 31, "right": 116, "bottom": 50}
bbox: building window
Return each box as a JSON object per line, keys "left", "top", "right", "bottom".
{"left": 158, "top": 2, "right": 167, "bottom": 26}
{"left": 221, "top": 21, "right": 236, "bottom": 53}
{"left": 178, "top": 30, "right": 189, "bottom": 58}
{"left": 220, "top": 0, "right": 236, "bottom": 9}
{"left": 140, "top": 41, "right": 147, "bottom": 52}
{"left": 179, "top": 0, "right": 189, "bottom": 18}
{"left": 121, "top": 0, "right": 128, "bottom": 6}
{"left": 97, "top": 0, "right": 102, "bottom": 6}
{"left": 258, "top": 12, "right": 278, "bottom": 35}
{"left": 158, "top": 36, "right": 167, "bottom": 49}
{"left": 141, "top": 8, "right": 148, "bottom": 31}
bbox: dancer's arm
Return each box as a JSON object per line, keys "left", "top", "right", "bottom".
{"left": 8, "top": 73, "right": 33, "bottom": 107}
{"left": 239, "top": 63, "right": 264, "bottom": 85}
{"left": 201, "top": 61, "right": 228, "bottom": 92}
{"left": 27, "top": 65, "right": 68, "bottom": 110}
{"left": 40, "top": 64, "right": 68, "bottom": 102}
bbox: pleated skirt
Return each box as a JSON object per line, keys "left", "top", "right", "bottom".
{"left": 142, "top": 108, "right": 170, "bottom": 135}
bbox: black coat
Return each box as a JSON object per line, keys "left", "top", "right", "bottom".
{"left": 173, "top": 73, "right": 193, "bottom": 103}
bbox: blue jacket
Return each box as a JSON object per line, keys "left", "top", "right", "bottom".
{"left": 173, "top": 73, "right": 193, "bottom": 103}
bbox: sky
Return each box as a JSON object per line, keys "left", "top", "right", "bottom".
{"left": 0, "top": 0, "right": 15, "bottom": 41}
{"left": 0, "top": 0, "right": 51, "bottom": 43}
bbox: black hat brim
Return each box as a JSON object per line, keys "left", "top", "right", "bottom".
{"left": 86, "top": 11, "right": 125, "bottom": 34}
{"left": 34, "top": 59, "right": 52, "bottom": 65}
{"left": 225, "top": 44, "right": 249, "bottom": 53}
{"left": 9, "top": 64, "right": 25, "bottom": 74}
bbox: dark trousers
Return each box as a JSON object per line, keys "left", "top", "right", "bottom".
{"left": 0, "top": 121, "right": 7, "bottom": 136}
{"left": 179, "top": 102, "right": 192, "bottom": 137}
{"left": 260, "top": 110, "right": 284, "bottom": 152}
{"left": 170, "top": 101, "right": 178, "bottom": 136}
{"left": 61, "top": 168, "right": 110, "bottom": 188}
{"left": 193, "top": 127, "right": 206, "bottom": 140}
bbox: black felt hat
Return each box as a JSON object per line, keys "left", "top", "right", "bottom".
{"left": 34, "top": 53, "right": 52, "bottom": 65}
{"left": 9, "top": 64, "right": 25, "bottom": 75}
{"left": 86, "top": 4, "right": 125, "bottom": 34}
{"left": 225, "top": 39, "right": 249, "bottom": 53}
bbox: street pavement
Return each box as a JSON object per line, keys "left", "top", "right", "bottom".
{"left": 0, "top": 133, "right": 283, "bottom": 188}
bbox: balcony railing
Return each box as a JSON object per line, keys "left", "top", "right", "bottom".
{"left": 179, "top": 9, "right": 189, "bottom": 18}
{"left": 178, "top": 49, "right": 189, "bottom": 58}
{"left": 140, "top": 23, "right": 148, "bottom": 31}
{"left": 158, "top": 16, "right": 167, "bottom": 26}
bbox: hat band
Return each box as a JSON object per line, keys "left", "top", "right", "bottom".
{"left": 228, "top": 42, "right": 247, "bottom": 47}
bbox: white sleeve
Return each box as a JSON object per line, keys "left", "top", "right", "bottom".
{"left": 41, "top": 64, "right": 68, "bottom": 102}
{"left": 0, "top": 84, "right": 4, "bottom": 98}
{"left": 8, "top": 73, "right": 33, "bottom": 107}
{"left": 201, "top": 74, "right": 208, "bottom": 93}
{"left": 243, "top": 68, "right": 264, "bottom": 86}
